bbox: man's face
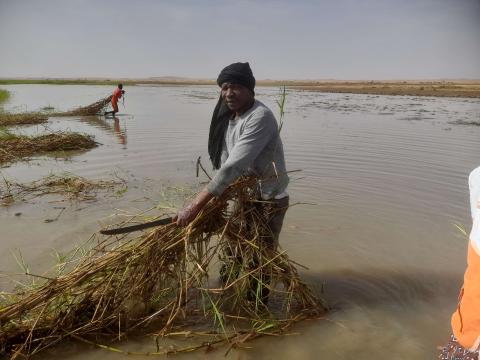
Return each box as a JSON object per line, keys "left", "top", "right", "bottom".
{"left": 221, "top": 83, "right": 253, "bottom": 113}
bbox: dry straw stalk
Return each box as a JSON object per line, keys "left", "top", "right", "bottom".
{"left": 0, "top": 173, "right": 127, "bottom": 206}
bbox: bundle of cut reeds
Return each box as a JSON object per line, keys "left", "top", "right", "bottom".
{"left": 0, "top": 113, "right": 48, "bottom": 126}
{"left": 55, "top": 95, "right": 113, "bottom": 116}
{"left": 0, "top": 177, "right": 326, "bottom": 358}
{"left": 0, "top": 132, "right": 97, "bottom": 165}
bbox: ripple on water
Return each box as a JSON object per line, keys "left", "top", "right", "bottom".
{"left": 0, "top": 84, "right": 479, "bottom": 360}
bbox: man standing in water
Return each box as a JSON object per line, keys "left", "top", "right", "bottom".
{"left": 439, "top": 166, "right": 480, "bottom": 359}
{"left": 104, "top": 84, "right": 124, "bottom": 117}
{"left": 174, "top": 62, "right": 289, "bottom": 300}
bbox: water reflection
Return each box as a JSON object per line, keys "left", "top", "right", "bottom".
{"left": 113, "top": 117, "right": 127, "bottom": 146}
{"left": 78, "top": 115, "right": 127, "bottom": 147}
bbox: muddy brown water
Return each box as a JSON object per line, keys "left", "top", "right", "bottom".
{"left": 0, "top": 84, "right": 479, "bottom": 359}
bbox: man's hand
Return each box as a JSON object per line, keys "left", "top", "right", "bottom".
{"left": 174, "top": 189, "right": 214, "bottom": 227}
{"left": 175, "top": 202, "right": 202, "bottom": 226}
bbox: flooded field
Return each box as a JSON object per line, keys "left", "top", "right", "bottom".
{"left": 1, "top": 84, "right": 479, "bottom": 359}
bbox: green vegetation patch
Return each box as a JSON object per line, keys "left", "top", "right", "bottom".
{"left": 0, "top": 89, "right": 10, "bottom": 103}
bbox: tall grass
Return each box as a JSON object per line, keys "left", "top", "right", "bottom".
{"left": 276, "top": 86, "right": 287, "bottom": 132}
{"left": 0, "top": 127, "right": 17, "bottom": 140}
{"left": 0, "top": 89, "right": 10, "bottom": 103}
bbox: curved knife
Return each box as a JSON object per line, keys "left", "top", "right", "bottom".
{"left": 100, "top": 217, "right": 173, "bottom": 235}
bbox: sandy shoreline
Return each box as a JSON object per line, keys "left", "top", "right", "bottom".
{"left": 1, "top": 78, "right": 480, "bottom": 98}
{"left": 287, "top": 82, "right": 480, "bottom": 98}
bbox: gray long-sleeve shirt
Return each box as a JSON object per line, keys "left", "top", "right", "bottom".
{"left": 206, "top": 100, "right": 289, "bottom": 199}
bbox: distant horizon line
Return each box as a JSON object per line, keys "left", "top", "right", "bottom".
{"left": 1, "top": 76, "right": 480, "bottom": 83}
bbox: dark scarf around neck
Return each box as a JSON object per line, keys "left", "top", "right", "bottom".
{"left": 208, "top": 95, "right": 232, "bottom": 169}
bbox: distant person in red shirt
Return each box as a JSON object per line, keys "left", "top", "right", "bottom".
{"left": 104, "top": 84, "right": 124, "bottom": 117}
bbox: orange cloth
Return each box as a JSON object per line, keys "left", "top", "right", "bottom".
{"left": 111, "top": 88, "right": 122, "bottom": 109}
{"left": 451, "top": 241, "right": 480, "bottom": 351}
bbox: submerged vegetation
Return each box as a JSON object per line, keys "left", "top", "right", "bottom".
{"left": 0, "top": 177, "right": 326, "bottom": 358}
{"left": 0, "top": 173, "right": 127, "bottom": 206}
{"left": 451, "top": 120, "right": 480, "bottom": 127}
{"left": 0, "top": 131, "right": 97, "bottom": 165}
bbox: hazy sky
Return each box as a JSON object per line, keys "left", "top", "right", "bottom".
{"left": 1, "top": 0, "right": 479, "bottom": 80}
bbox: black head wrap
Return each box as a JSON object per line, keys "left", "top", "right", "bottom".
{"left": 216, "top": 62, "right": 256, "bottom": 93}
{"left": 208, "top": 62, "right": 256, "bottom": 169}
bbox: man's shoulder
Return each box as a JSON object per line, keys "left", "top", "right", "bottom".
{"left": 246, "top": 100, "right": 276, "bottom": 124}
{"left": 251, "top": 100, "right": 273, "bottom": 115}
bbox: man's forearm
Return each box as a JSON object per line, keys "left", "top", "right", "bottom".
{"left": 192, "top": 188, "right": 215, "bottom": 210}
{"left": 175, "top": 188, "right": 214, "bottom": 226}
